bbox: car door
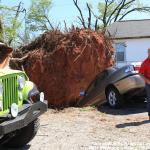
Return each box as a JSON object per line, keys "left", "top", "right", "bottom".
{"left": 79, "top": 70, "right": 109, "bottom": 106}
{"left": 92, "top": 70, "right": 110, "bottom": 104}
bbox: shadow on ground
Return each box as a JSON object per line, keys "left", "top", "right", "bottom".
{"left": 116, "top": 120, "right": 150, "bottom": 128}
{"left": 0, "top": 145, "right": 30, "bottom": 150}
{"left": 98, "top": 99, "right": 150, "bottom": 128}
{"left": 98, "top": 99, "right": 147, "bottom": 115}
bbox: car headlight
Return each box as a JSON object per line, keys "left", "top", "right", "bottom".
{"left": 18, "top": 76, "right": 26, "bottom": 90}
{"left": 11, "top": 103, "right": 19, "bottom": 118}
{"left": 40, "top": 92, "right": 44, "bottom": 102}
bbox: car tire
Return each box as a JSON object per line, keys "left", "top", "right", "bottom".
{"left": 3, "top": 118, "right": 39, "bottom": 148}
{"left": 106, "top": 87, "right": 124, "bottom": 109}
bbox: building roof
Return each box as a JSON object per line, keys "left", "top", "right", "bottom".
{"left": 107, "top": 19, "right": 150, "bottom": 39}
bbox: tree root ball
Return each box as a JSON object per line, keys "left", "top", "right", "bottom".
{"left": 18, "top": 28, "right": 114, "bottom": 108}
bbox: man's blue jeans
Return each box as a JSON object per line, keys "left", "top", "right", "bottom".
{"left": 146, "top": 84, "right": 150, "bottom": 116}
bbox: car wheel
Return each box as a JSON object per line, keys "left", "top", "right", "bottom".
{"left": 106, "top": 87, "right": 123, "bottom": 108}
{"left": 2, "top": 119, "right": 39, "bottom": 148}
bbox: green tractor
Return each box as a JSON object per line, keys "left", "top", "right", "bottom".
{"left": 0, "top": 43, "right": 47, "bottom": 148}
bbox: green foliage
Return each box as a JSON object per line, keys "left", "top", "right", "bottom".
{"left": 0, "top": 0, "right": 52, "bottom": 47}
{"left": 98, "top": 2, "right": 116, "bottom": 19}
{"left": 27, "top": 0, "right": 52, "bottom": 32}
{"left": 0, "top": 2, "right": 24, "bottom": 46}
{"left": 97, "top": 0, "right": 150, "bottom": 28}
{"left": 4, "top": 18, "right": 22, "bottom": 43}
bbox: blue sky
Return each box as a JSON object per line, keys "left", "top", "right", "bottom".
{"left": 1, "top": 0, "right": 150, "bottom": 28}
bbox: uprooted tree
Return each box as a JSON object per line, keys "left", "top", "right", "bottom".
{"left": 73, "top": 0, "right": 150, "bottom": 30}
{"left": 9, "top": 28, "right": 114, "bottom": 107}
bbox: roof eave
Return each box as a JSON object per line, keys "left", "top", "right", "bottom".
{"left": 110, "top": 36, "right": 150, "bottom": 40}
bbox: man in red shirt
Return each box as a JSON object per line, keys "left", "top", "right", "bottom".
{"left": 139, "top": 48, "right": 150, "bottom": 120}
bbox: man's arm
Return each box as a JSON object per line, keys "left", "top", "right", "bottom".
{"left": 139, "top": 61, "right": 150, "bottom": 84}
{"left": 140, "top": 74, "right": 150, "bottom": 84}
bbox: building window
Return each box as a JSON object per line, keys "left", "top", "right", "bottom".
{"left": 115, "top": 43, "right": 126, "bottom": 62}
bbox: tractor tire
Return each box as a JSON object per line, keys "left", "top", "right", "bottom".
{"left": 3, "top": 118, "right": 39, "bottom": 148}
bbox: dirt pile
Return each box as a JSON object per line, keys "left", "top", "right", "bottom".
{"left": 12, "top": 28, "right": 114, "bottom": 107}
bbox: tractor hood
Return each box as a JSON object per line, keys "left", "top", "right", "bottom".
{"left": 0, "top": 69, "right": 25, "bottom": 77}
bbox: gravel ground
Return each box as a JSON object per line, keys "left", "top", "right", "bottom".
{"left": 2, "top": 101, "right": 150, "bottom": 150}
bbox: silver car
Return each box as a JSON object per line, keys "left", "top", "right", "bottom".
{"left": 78, "top": 65, "right": 145, "bottom": 108}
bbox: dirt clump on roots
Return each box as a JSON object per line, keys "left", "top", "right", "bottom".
{"left": 11, "top": 28, "right": 114, "bottom": 108}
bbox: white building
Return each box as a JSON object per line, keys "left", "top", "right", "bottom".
{"left": 107, "top": 19, "right": 150, "bottom": 68}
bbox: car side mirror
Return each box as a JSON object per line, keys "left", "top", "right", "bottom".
{"left": 80, "top": 91, "right": 87, "bottom": 96}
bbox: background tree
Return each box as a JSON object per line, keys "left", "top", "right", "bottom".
{"left": 73, "top": 0, "right": 150, "bottom": 30}
{"left": 73, "top": 0, "right": 99, "bottom": 30}
{"left": 0, "top": 2, "right": 25, "bottom": 46}
{"left": 0, "top": 0, "right": 4, "bottom": 41}
{"left": 27, "top": 0, "right": 53, "bottom": 34}
{"left": 97, "top": 0, "right": 150, "bottom": 28}
{"left": 0, "top": 0, "right": 53, "bottom": 47}
{"left": 0, "top": 19, "right": 3, "bottom": 42}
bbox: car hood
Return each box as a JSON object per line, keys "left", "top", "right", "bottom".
{"left": 108, "top": 65, "right": 139, "bottom": 84}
